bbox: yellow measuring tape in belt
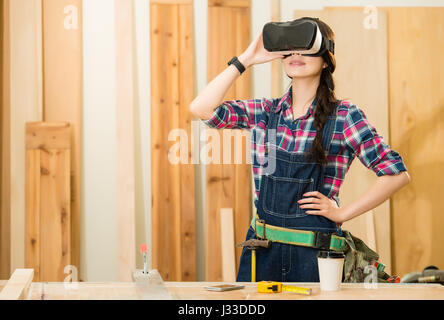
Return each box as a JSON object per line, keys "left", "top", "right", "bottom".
{"left": 251, "top": 214, "right": 346, "bottom": 252}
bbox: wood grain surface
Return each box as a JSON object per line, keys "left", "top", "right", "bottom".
{"left": 206, "top": 1, "right": 252, "bottom": 282}
{"left": 25, "top": 122, "right": 71, "bottom": 282}
{"left": 41, "top": 0, "right": 82, "bottom": 278}
{"left": 150, "top": 0, "right": 196, "bottom": 281}
{"left": 384, "top": 7, "right": 444, "bottom": 276}
{"left": 23, "top": 280, "right": 444, "bottom": 300}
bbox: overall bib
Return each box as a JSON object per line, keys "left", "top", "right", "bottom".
{"left": 237, "top": 99, "right": 342, "bottom": 282}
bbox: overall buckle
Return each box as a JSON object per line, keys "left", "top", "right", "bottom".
{"left": 313, "top": 232, "right": 332, "bottom": 250}
{"left": 255, "top": 219, "right": 267, "bottom": 240}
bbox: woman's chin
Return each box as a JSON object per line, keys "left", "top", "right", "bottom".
{"left": 286, "top": 72, "right": 316, "bottom": 80}
{"left": 284, "top": 67, "right": 323, "bottom": 79}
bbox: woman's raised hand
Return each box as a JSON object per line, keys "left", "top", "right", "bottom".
{"left": 238, "top": 32, "right": 285, "bottom": 69}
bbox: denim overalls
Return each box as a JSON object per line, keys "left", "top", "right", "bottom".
{"left": 237, "top": 99, "right": 342, "bottom": 282}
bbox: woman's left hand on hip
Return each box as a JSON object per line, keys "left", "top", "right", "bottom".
{"left": 298, "top": 191, "right": 345, "bottom": 223}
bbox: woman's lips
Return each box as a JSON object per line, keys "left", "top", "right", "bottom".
{"left": 290, "top": 61, "right": 306, "bottom": 67}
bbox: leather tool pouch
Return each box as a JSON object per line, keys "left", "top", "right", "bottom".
{"left": 342, "top": 230, "right": 398, "bottom": 283}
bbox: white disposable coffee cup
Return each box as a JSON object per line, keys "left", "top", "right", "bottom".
{"left": 317, "top": 251, "right": 345, "bottom": 291}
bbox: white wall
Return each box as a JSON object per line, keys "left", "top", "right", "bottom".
{"left": 82, "top": 0, "right": 118, "bottom": 281}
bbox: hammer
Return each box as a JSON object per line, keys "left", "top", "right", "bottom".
{"left": 237, "top": 239, "right": 271, "bottom": 282}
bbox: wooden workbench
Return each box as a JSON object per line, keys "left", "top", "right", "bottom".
{"left": 1, "top": 281, "right": 442, "bottom": 300}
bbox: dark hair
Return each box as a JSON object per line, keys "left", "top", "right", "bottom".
{"left": 286, "top": 17, "right": 340, "bottom": 165}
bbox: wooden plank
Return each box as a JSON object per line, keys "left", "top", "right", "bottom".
{"left": 39, "top": 144, "right": 71, "bottom": 281}
{"left": 167, "top": 4, "right": 181, "bottom": 282}
{"left": 383, "top": 7, "right": 444, "bottom": 276}
{"left": 270, "top": 0, "right": 282, "bottom": 98}
{"left": 26, "top": 122, "right": 71, "bottom": 282}
{"left": 25, "top": 150, "right": 40, "bottom": 281}
{"left": 26, "top": 122, "right": 71, "bottom": 150}
{"left": 205, "top": 5, "right": 226, "bottom": 283}
{"left": 41, "top": 0, "right": 82, "bottom": 277}
{"left": 178, "top": 3, "right": 196, "bottom": 281}
{"left": 0, "top": 269, "right": 34, "bottom": 300}
{"left": 114, "top": 0, "right": 136, "bottom": 282}
{"left": 206, "top": 3, "right": 252, "bottom": 281}
{"left": 25, "top": 281, "right": 444, "bottom": 300}
{"left": 220, "top": 208, "right": 236, "bottom": 282}
{"left": 150, "top": 2, "right": 165, "bottom": 280}
{"left": 151, "top": 1, "right": 196, "bottom": 281}
{"left": 0, "top": 0, "right": 11, "bottom": 280}
{"left": 10, "top": 0, "right": 43, "bottom": 273}
{"left": 296, "top": 8, "right": 391, "bottom": 273}
{"left": 151, "top": 2, "right": 179, "bottom": 282}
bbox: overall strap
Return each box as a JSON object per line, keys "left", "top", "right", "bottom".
{"left": 264, "top": 98, "right": 281, "bottom": 150}
{"left": 320, "top": 105, "right": 338, "bottom": 153}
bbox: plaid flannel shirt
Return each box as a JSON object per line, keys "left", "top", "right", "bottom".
{"left": 201, "top": 86, "right": 408, "bottom": 208}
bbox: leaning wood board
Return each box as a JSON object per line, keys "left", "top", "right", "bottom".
{"left": 23, "top": 281, "right": 444, "bottom": 300}
{"left": 295, "top": 8, "right": 392, "bottom": 272}
{"left": 205, "top": 0, "right": 252, "bottom": 282}
{"left": 150, "top": 0, "right": 196, "bottom": 281}
{"left": 0, "top": 0, "right": 11, "bottom": 279}
{"left": 383, "top": 7, "right": 444, "bottom": 276}
{"left": 0, "top": 269, "right": 34, "bottom": 300}
{"left": 41, "top": 0, "right": 82, "bottom": 278}
{"left": 26, "top": 122, "right": 71, "bottom": 282}
{"left": 9, "top": 0, "right": 43, "bottom": 274}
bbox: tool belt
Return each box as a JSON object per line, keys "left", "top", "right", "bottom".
{"left": 250, "top": 214, "right": 346, "bottom": 252}
{"left": 250, "top": 214, "right": 400, "bottom": 283}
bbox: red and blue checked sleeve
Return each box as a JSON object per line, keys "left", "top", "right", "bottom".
{"left": 343, "top": 105, "right": 408, "bottom": 176}
{"left": 201, "top": 98, "right": 270, "bottom": 129}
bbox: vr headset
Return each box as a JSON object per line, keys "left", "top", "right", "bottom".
{"left": 262, "top": 17, "right": 335, "bottom": 57}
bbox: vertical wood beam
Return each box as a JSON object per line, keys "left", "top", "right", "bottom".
{"left": 206, "top": 0, "right": 251, "bottom": 282}
{"left": 114, "top": 0, "right": 136, "bottom": 281}
{"left": 384, "top": 7, "right": 444, "bottom": 275}
{"left": 41, "top": 0, "right": 82, "bottom": 277}
{"left": 0, "top": 0, "right": 11, "bottom": 279}
{"left": 151, "top": 0, "right": 196, "bottom": 281}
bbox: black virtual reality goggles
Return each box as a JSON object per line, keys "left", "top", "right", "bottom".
{"left": 262, "top": 17, "right": 335, "bottom": 58}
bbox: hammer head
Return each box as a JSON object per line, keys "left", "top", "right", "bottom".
{"left": 237, "top": 239, "right": 271, "bottom": 250}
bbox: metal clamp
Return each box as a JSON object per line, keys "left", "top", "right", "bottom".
{"left": 313, "top": 232, "right": 332, "bottom": 251}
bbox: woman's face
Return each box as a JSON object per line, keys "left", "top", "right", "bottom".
{"left": 282, "top": 54, "right": 327, "bottom": 79}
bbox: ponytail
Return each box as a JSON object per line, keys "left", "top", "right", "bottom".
{"left": 307, "top": 65, "right": 338, "bottom": 165}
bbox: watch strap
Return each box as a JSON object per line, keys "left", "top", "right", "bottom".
{"left": 228, "top": 56, "right": 246, "bottom": 75}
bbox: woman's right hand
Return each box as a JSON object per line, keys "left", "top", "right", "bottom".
{"left": 238, "top": 31, "right": 285, "bottom": 69}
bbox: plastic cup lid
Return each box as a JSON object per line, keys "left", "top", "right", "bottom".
{"left": 317, "top": 250, "right": 345, "bottom": 259}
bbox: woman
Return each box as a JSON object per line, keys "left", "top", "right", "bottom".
{"left": 190, "top": 17, "right": 410, "bottom": 282}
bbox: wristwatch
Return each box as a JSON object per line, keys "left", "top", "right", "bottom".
{"left": 228, "top": 56, "right": 246, "bottom": 75}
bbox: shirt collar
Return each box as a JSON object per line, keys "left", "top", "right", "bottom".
{"left": 274, "top": 85, "right": 317, "bottom": 119}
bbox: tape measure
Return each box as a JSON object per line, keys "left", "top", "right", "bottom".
{"left": 257, "top": 281, "right": 311, "bottom": 295}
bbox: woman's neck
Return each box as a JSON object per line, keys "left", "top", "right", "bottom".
{"left": 291, "top": 76, "right": 320, "bottom": 112}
